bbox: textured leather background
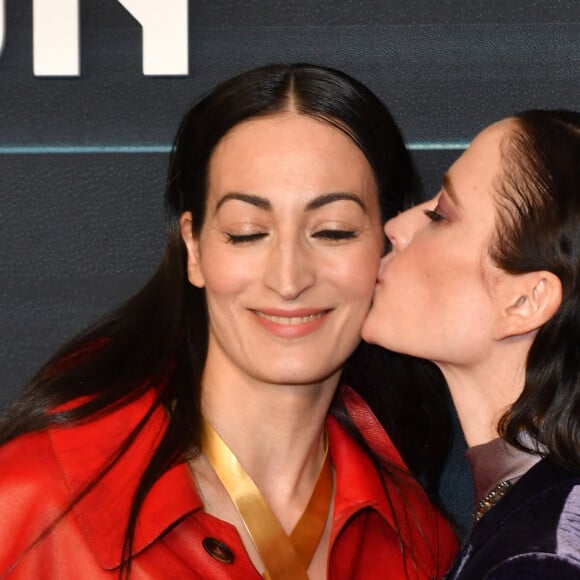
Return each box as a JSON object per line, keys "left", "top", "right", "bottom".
{"left": 2, "top": 2, "right": 578, "bottom": 146}
{"left": 0, "top": 153, "right": 166, "bottom": 387}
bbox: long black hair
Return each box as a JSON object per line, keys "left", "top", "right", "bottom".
{"left": 0, "top": 63, "right": 452, "bottom": 575}
{"left": 493, "top": 109, "right": 580, "bottom": 471}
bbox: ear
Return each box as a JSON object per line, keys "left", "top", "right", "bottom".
{"left": 179, "top": 212, "right": 205, "bottom": 288}
{"left": 496, "top": 271, "right": 562, "bottom": 339}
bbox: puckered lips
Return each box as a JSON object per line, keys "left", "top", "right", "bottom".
{"left": 251, "top": 307, "right": 332, "bottom": 338}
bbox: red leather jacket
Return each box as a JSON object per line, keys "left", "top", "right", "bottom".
{"left": 0, "top": 386, "right": 456, "bottom": 578}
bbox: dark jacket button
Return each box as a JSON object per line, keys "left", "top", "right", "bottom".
{"left": 202, "top": 537, "right": 235, "bottom": 564}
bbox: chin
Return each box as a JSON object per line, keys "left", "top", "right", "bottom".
{"left": 361, "top": 326, "right": 403, "bottom": 352}
{"left": 360, "top": 321, "right": 378, "bottom": 345}
{"left": 257, "top": 364, "right": 341, "bottom": 389}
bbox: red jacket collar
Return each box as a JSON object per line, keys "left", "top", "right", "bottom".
{"left": 49, "top": 390, "right": 201, "bottom": 569}
{"left": 331, "top": 386, "right": 444, "bottom": 578}
{"left": 48, "top": 386, "right": 429, "bottom": 572}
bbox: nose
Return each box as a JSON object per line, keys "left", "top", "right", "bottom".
{"left": 383, "top": 202, "right": 428, "bottom": 251}
{"left": 263, "top": 236, "right": 316, "bottom": 300}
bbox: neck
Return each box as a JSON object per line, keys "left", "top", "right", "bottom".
{"left": 200, "top": 357, "right": 338, "bottom": 513}
{"left": 438, "top": 345, "right": 528, "bottom": 447}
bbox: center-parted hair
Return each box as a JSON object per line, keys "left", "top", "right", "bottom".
{"left": 1, "top": 64, "right": 451, "bottom": 577}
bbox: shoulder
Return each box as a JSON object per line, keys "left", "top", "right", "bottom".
{"left": 337, "top": 384, "right": 407, "bottom": 467}
{"left": 507, "top": 464, "right": 580, "bottom": 541}
{"left": 0, "top": 430, "right": 71, "bottom": 572}
{"left": 486, "top": 553, "right": 580, "bottom": 579}
{"left": 0, "top": 392, "right": 169, "bottom": 574}
{"left": 334, "top": 385, "right": 458, "bottom": 575}
{"left": 556, "top": 483, "right": 580, "bottom": 561}
{"left": 0, "top": 429, "right": 67, "bottom": 504}
{"left": 452, "top": 472, "right": 580, "bottom": 579}
{"left": 0, "top": 391, "right": 161, "bottom": 529}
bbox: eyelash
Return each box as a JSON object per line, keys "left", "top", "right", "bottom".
{"left": 226, "top": 232, "right": 268, "bottom": 244}
{"left": 312, "top": 229, "right": 358, "bottom": 241}
{"left": 225, "top": 229, "right": 358, "bottom": 244}
{"left": 423, "top": 209, "right": 446, "bottom": 223}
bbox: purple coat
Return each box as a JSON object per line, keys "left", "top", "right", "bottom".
{"left": 446, "top": 457, "right": 580, "bottom": 579}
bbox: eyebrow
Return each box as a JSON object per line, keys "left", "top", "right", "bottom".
{"left": 441, "top": 174, "right": 462, "bottom": 208}
{"left": 216, "top": 193, "right": 271, "bottom": 211}
{"left": 305, "top": 192, "right": 366, "bottom": 211}
{"left": 215, "top": 191, "right": 366, "bottom": 212}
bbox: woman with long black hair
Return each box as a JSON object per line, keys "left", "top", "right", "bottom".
{"left": 0, "top": 63, "right": 456, "bottom": 579}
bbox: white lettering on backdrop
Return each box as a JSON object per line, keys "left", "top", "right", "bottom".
{"left": 31, "top": 0, "right": 188, "bottom": 76}
{"left": 0, "top": 0, "right": 5, "bottom": 58}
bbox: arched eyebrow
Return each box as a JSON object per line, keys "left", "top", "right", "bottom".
{"left": 216, "top": 193, "right": 271, "bottom": 211}
{"left": 305, "top": 192, "right": 366, "bottom": 211}
{"left": 215, "top": 191, "right": 366, "bottom": 212}
{"left": 442, "top": 174, "right": 462, "bottom": 209}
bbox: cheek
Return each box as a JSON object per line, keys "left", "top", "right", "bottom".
{"left": 378, "top": 251, "right": 443, "bottom": 319}
{"left": 199, "top": 248, "right": 254, "bottom": 297}
{"left": 388, "top": 249, "right": 490, "bottom": 326}
{"left": 334, "top": 247, "right": 382, "bottom": 301}
{"left": 387, "top": 250, "right": 427, "bottom": 289}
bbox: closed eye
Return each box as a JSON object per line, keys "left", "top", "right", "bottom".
{"left": 312, "top": 230, "right": 358, "bottom": 241}
{"left": 226, "top": 232, "right": 268, "bottom": 244}
{"left": 423, "top": 209, "right": 445, "bottom": 223}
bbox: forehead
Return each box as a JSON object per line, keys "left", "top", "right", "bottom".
{"left": 455, "top": 120, "right": 511, "bottom": 176}
{"left": 446, "top": 119, "right": 514, "bottom": 204}
{"left": 212, "top": 112, "right": 354, "bottom": 153}
{"left": 206, "top": 113, "right": 375, "bottom": 194}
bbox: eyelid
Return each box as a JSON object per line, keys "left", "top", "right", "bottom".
{"left": 312, "top": 229, "right": 358, "bottom": 240}
{"left": 225, "top": 232, "right": 268, "bottom": 244}
{"left": 423, "top": 209, "right": 445, "bottom": 222}
{"left": 423, "top": 195, "right": 448, "bottom": 223}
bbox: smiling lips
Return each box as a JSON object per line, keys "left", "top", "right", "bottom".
{"left": 255, "top": 311, "right": 325, "bottom": 324}
{"left": 252, "top": 309, "right": 330, "bottom": 337}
